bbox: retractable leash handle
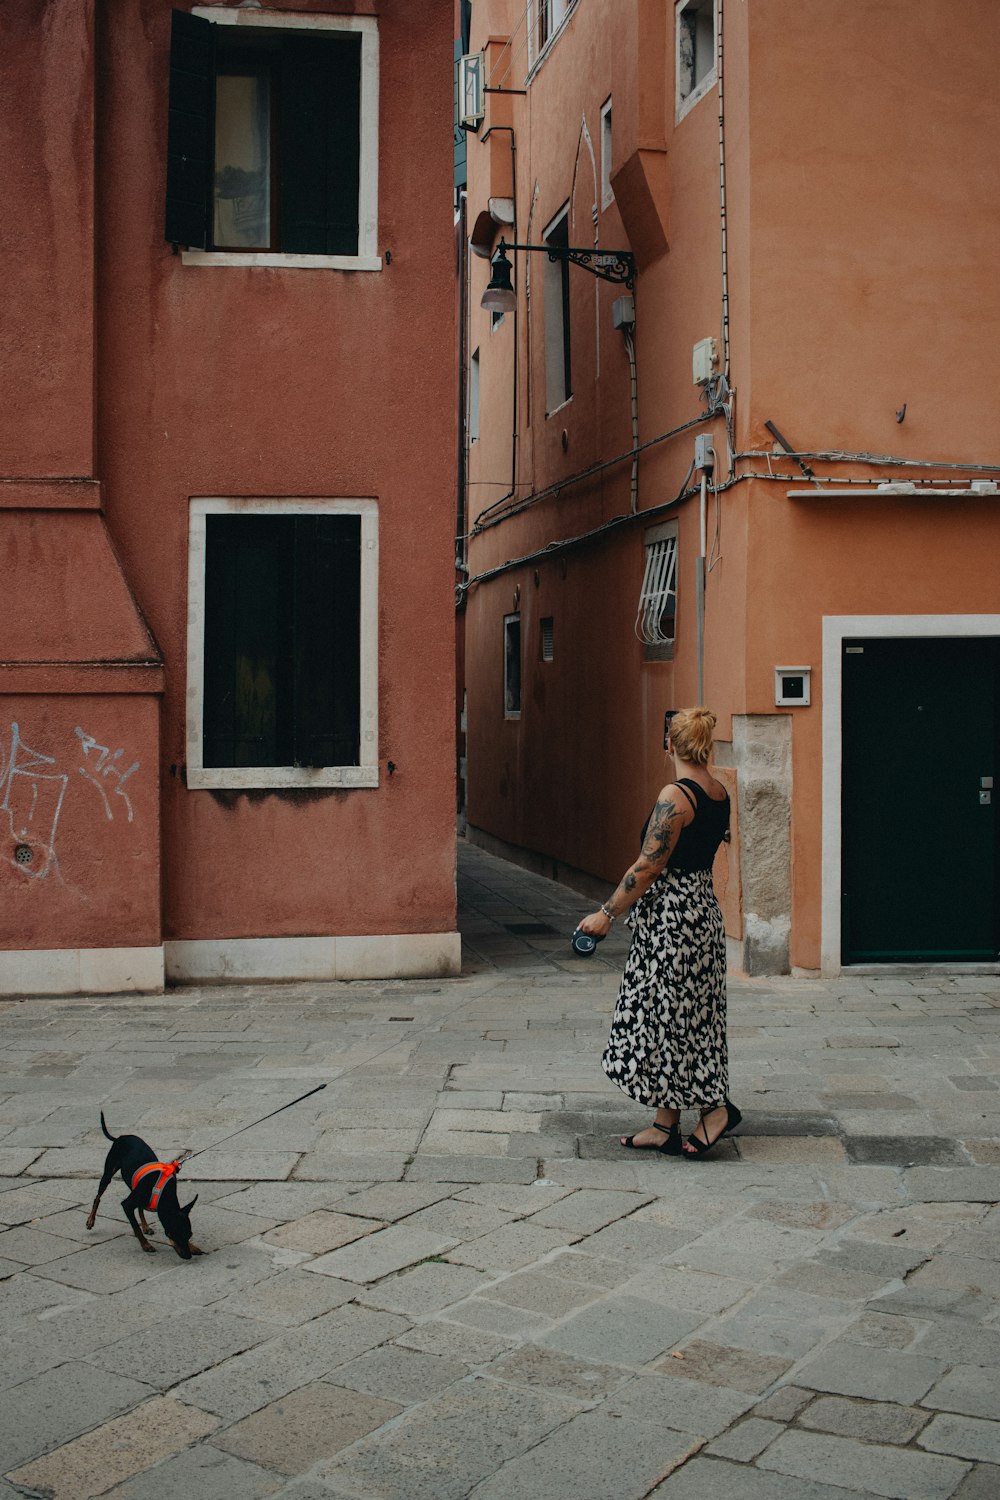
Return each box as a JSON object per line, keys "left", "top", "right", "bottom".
{"left": 570, "top": 927, "right": 605, "bottom": 956}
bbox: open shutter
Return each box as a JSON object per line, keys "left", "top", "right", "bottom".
{"left": 280, "top": 33, "right": 361, "bottom": 256}
{"left": 165, "top": 9, "right": 215, "bottom": 248}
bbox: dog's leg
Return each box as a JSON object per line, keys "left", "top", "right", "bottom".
{"left": 137, "top": 1207, "right": 154, "bottom": 1237}
{"left": 86, "top": 1154, "right": 120, "bottom": 1231}
{"left": 122, "top": 1192, "right": 156, "bottom": 1253}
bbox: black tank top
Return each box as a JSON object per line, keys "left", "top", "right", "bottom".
{"left": 648, "top": 778, "right": 730, "bottom": 874}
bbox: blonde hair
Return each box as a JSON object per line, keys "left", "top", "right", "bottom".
{"left": 668, "top": 706, "right": 716, "bottom": 766}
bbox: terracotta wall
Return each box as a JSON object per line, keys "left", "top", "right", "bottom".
{"left": 86, "top": 0, "right": 458, "bottom": 945}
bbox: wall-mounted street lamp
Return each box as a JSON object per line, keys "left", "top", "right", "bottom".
{"left": 481, "top": 238, "right": 636, "bottom": 312}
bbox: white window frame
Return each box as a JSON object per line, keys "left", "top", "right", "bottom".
{"left": 600, "top": 97, "right": 614, "bottom": 210}
{"left": 636, "top": 520, "right": 678, "bottom": 657}
{"left": 182, "top": 9, "right": 381, "bottom": 271}
{"left": 527, "top": 0, "right": 576, "bottom": 76}
{"left": 675, "top": 0, "right": 717, "bottom": 123}
{"left": 186, "top": 497, "right": 379, "bottom": 789}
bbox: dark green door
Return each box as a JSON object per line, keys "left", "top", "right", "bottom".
{"left": 842, "top": 637, "right": 999, "bottom": 963}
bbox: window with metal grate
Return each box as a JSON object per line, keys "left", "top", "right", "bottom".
{"left": 636, "top": 523, "right": 678, "bottom": 658}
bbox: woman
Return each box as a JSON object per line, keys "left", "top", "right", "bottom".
{"left": 578, "top": 706, "right": 740, "bottom": 1158}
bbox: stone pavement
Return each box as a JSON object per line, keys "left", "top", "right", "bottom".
{"left": 1, "top": 840, "right": 999, "bottom": 1499}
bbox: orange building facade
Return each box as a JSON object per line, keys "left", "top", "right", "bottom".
{"left": 1, "top": 0, "right": 458, "bottom": 994}
{"left": 460, "top": 0, "right": 1000, "bottom": 976}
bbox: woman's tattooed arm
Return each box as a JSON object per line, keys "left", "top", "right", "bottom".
{"left": 594, "top": 791, "right": 687, "bottom": 923}
{"left": 641, "top": 797, "right": 678, "bottom": 865}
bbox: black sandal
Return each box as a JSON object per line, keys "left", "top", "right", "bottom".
{"left": 620, "top": 1120, "right": 682, "bottom": 1155}
{"left": 683, "top": 1100, "right": 743, "bottom": 1158}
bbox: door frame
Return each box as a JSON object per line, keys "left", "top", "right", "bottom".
{"left": 821, "top": 614, "right": 1000, "bottom": 976}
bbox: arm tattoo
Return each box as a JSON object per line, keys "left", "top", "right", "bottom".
{"left": 641, "top": 797, "right": 678, "bottom": 865}
{"left": 623, "top": 872, "right": 637, "bottom": 893}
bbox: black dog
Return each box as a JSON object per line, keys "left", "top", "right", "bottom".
{"left": 86, "top": 1113, "right": 203, "bottom": 1258}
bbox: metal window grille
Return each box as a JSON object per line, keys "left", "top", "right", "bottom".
{"left": 540, "top": 616, "right": 554, "bottom": 661}
{"left": 636, "top": 535, "right": 677, "bottom": 645}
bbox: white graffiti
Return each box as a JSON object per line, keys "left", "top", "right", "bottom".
{"left": 1, "top": 722, "right": 140, "bottom": 881}
{"left": 74, "top": 727, "right": 139, "bottom": 823}
{"left": 1, "top": 722, "right": 69, "bottom": 880}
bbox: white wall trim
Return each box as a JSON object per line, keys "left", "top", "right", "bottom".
{"left": 190, "top": 7, "right": 379, "bottom": 262}
{"left": 0, "top": 946, "right": 165, "bottom": 997}
{"left": 186, "top": 497, "right": 379, "bottom": 791}
{"left": 821, "top": 614, "right": 1000, "bottom": 976}
{"left": 181, "top": 252, "right": 382, "bottom": 273}
{"left": 165, "top": 932, "right": 462, "bottom": 983}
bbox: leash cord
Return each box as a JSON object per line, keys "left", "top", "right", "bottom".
{"left": 177, "top": 1083, "right": 328, "bottom": 1166}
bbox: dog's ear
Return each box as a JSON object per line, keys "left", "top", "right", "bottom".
{"left": 183, "top": 1195, "right": 199, "bottom": 1213}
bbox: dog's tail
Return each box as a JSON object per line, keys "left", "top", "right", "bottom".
{"left": 100, "top": 1111, "right": 117, "bottom": 1142}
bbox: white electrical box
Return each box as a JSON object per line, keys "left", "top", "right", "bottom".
{"left": 612, "top": 294, "right": 635, "bottom": 329}
{"left": 774, "top": 666, "right": 811, "bottom": 707}
{"left": 694, "top": 434, "right": 715, "bottom": 471}
{"left": 692, "top": 337, "right": 718, "bottom": 384}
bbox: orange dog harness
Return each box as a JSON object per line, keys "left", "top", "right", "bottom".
{"left": 131, "top": 1160, "right": 180, "bottom": 1209}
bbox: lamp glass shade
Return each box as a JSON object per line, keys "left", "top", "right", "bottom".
{"left": 481, "top": 248, "right": 516, "bottom": 312}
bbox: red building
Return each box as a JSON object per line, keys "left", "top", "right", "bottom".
{"left": 1, "top": 0, "right": 458, "bottom": 994}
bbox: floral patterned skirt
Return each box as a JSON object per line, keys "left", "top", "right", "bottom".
{"left": 602, "top": 867, "right": 728, "bottom": 1109}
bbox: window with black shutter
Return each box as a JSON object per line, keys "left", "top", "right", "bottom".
{"left": 165, "top": 10, "right": 365, "bottom": 258}
{"left": 203, "top": 514, "right": 362, "bottom": 770}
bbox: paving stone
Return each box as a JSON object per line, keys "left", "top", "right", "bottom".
{"left": 447, "top": 1220, "right": 576, "bottom": 1273}
{"left": 0, "top": 1361, "right": 155, "bottom": 1470}
{"left": 915, "top": 1316, "right": 1000, "bottom": 1367}
{"left": 212, "top": 1381, "right": 402, "bottom": 1475}
{"left": 292, "top": 1152, "right": 408, "bottom": 1183}
{"left": 793, "top": 1341, "right": 948, "bottom": 1405}
{"left": 655, "top": 1339, "right": 792, "bottom": 1395}
{"left": 333, "top": 1345, "right": 466, "bottom": 1404}
{"left": 393, "top": 1320, "right": 517, "bottom": 1365}
{"left": 400, "top": 1199, "right": 520, "bottom": 1239}
{"left": 525, "top": 1189, "right": 654, "bottom": 1234}
{"left": 908, "top": 1255, "right": 1000, "bottom": 1298}
{"left": 922, "top": 1364, "right": 1000, "bottom": 1420}
{"left": 479, "top": 1342, "right": 622, "bottom": 1408}
{"left": 263, "top": 1210, "right": 385, "bottom": 1255}
{"left": 663, "top": 1220, "right": 824, "bottom": 1280}
{"left": 648, "top": 1453, "right": 862, "bottom": 1499}
{"left": 840, "top": 1310, "right": 921, "bottom": 1349}
{"left": 7, "top": 1396, "right": 218, "bottom": 1500}
{"left": 303, "top": 1224, "right": 455, "bottom": 1282}
{"left": 737, "top": 1136, "right": 848, "bottom": 1165}
{"left": 429, "top": 1108, "right": 543, "bottom": 1134}
{"left": 173, "top": 1305, "right": 409, "bottom": 1422}
{"left": 751, "top": 1385, "right": 814, "bottom": 1420}
{"left": 757, "top": 1428, "right": 969, "bottom": 1500}
{"left": 775, "top": 1261, "right": 895, "bottom": 1300}
{"left": 99, "top": 1444, "right": 284, "bottom": 1500}
{"left": 603, "top": 1372, "right": 754, "bottom": 1437}
{"left": 0, "top": 1225, "right": 91, "bottom": 1265}
{"left": 919, "top": 1413, "right": 1000, "bottom": 1463}
{"left": 219, "top": 1267, "right": 358, "bottom": 1325}
{"left": 318, "top": 1377, "right": 576, "bottom": 1499}
{"left": 32, "top": 1243, "right": 174, "bottom": 1294}
{"left": 467, "top": 1411, "right": 701, "bottom": 1500}
{"left": 540, "top": 1294, "right": 702, "bottom": 1366}
{"left": 742, "top": 1200, "right": 859, "bottom": 1232}
{"left": 544, "top": 1250, "right": 637, "bottom": 1287}
{"left": 799, "top": 1395, "right": 932, "bottom": 1444}
{"left": 951, "top": 1463, "right": 1000, "bottom": 1499}
{"left": 455, "top": 1182, "right": 574, "bottom": 1213}
{"left": 212, "top": 1182, "right": 346, "bottom": 1219}
{"left": 88, "top": 1308, "right": 272, "bottom": 1387}
{"left": 404, "top": 1155, "right": 538, "bottom": 1184}
{"left": 905, "top": 1167, "right": 1000, "bottom": 1203}
{"left": 484, "top": 1269, "right": 605, "bottom": 1318}
{"left": 575, "top": 1218, "right": 696, "bottom": 1263}
{"left": 329, "top": 1181, "right": 455, "bottom": 1220}
{"left": 706, "top": 1416, "right": 784, "bottom": 1460}
{"left": 442, "top": 1296, "right": 551, "bottom": 1336}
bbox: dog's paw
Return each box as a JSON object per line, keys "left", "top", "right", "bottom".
{"left": 140, "top": 1241, "right": 157, "bottom": 1254}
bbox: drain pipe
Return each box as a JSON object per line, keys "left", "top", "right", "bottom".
{"left": 694, "top": 434, "right": 715, "bottom": 703}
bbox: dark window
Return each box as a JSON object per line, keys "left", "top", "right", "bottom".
{"left": 203, "top": 514, "right": 361, "bottom": 769}
{"left": 540, "top": 616, "right": 554, "bottom": 662}
{"left": 543, "top": 210, "right": 572, "bottom": 410}
{"left": 166, "top": 10, "right": 362, "bottom": 255}
{"left": 504, "top": 615, "right": 521, "bottom": 716}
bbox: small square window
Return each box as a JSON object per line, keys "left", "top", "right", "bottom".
{"left": 540, "top": 616, "right": 555, "bottom": 662}
{"left": 676, "top": 0, "right": 716, "bottom": 120}
{"left": 504, "top": 614, "right": 522, "bottom": 718}
{"left": 637, "top": 522, "right": 678, "bottom": 660}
